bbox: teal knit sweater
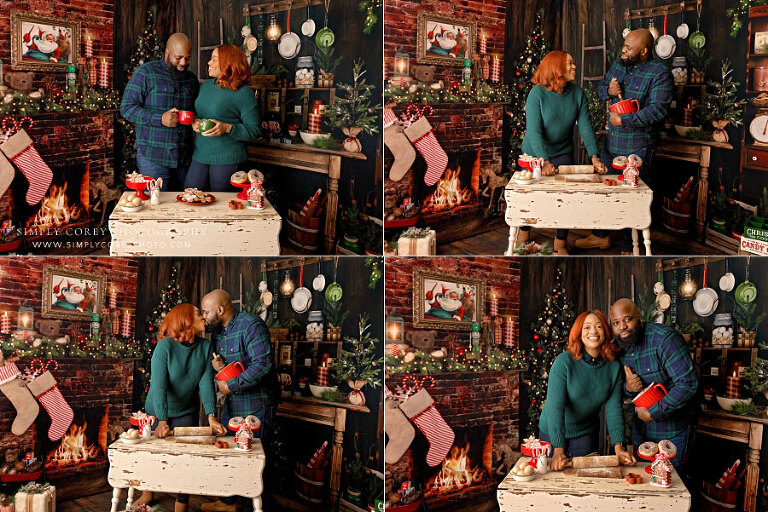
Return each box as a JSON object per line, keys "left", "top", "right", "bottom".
{"left": 192, "top": 79, "right": 261, "bottom": 165}
{"left": 538, "top": 351, "right": 625, "bottom": 449}
{"left": 521, "top": 84, "right": 600, "bottom": 160}
{"left": 144, "top": 336, "right": 217, "bottom": 421}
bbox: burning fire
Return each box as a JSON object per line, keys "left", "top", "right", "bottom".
{"left": 429, "top": 442, "right": 485, "bottom": 492}
{"left": 26, "top": 182, "right": 86, "bottom": 229}
{"left": 423, "top": 168, "right": 473, "bottom": 212}
{"left": 47, "top": 422, "right": 99, "bottom": 466}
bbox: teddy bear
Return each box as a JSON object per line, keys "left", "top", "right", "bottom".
{"left": 2, "top": 72, "right": 44, "bottom": 103}
{"left": 405, "top": 330, "right": 438, "bottom": 350}
{"left": 411, "top": 64, "right": 436, "bottom": 83}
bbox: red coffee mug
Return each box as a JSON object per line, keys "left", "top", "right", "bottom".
{"left": 609, "top": 99, "right": 640, "bottom": 115}
{"left": 216, "top": 361, "right": 245, "bottom": 381}
{"left": 178, "top": 110, "right": 195, "bottom": 125}
{"left": 632, "top": 382, "right": 668, "bottom": 408}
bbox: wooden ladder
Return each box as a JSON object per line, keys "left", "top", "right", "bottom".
{"left": 197, "top": 17, "right": 224, "bottom": 79}
{"left": 580, "top": 21, "right": 607, "bottom": 87}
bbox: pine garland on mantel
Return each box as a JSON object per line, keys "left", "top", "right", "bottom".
{"left": 384, "top": 81, "right": 510, "bottom": 105}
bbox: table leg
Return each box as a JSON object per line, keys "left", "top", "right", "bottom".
{"left": 325, "top": 155, "right": 341, "bottom": 254}
{"left": 252, "top": 497, "right": 262, "bottom": 512}
{"left": 631, "top": 229, "right": 639, "bottom": 255}
{"left": 642, "top": 228, "right": 652, "bottom": 255}
{"left": 696, "top": 146, "right": 711, "bottom": 241}
{"left": 505, "top": 226, "right": 519, "bottom": 256}
{"left": 126, "top": 487, "right": 135, "bottom": 509}
{"left": 329, "top": 407, "right": 348, "bottom": 507}
{"left": 110, "top": 488, "right": 121, "bottom": 512}
{"left": 745, "top": 423, "right": 763, "bottom": 512}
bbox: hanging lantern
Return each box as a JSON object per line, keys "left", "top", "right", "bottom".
{"left": 385, "top": 309, "right": 404, "bottom": 344}
{"left": 280, "top": 269, "right": 295, "bottom": 297}
{"left": 678, "top": 263, "right": 698, "bottom": 300}
{"left": 17, "top": 300, "right": 33, "bottom": 331}
{"left": 265, "top": 13, "right": 282, "bottom": 42}
{"left": 393, "top": 47, "right": 410, "bottom": 77}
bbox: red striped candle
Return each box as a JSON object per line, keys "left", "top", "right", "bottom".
{"left": 85, "top": 36, "right": 93, "bottom": 59}
{"left": 494, "top": 320, "right": 502, "bottom": 346}
{"left": 121, "top": 309, "right": 132, "bottom": 338}
{"left": 109, "top": 287, "right": 117, "bottom": 310}
{"left": 308, "top": 113, "right": 322, "bottom": 134}
{"left": 99, "top": 59, "right": 109, "bottom": 88}
{"left": 504, "top": 317, "right": 515, "bottom": 348}
{"left": 316, "top": 365, "right": 330, "bottom": 386}
{"left": 89, "top": 59, "right": 97, "bottom": 86}
{"left": 111, "top": 308, "right": 120, "bottom": 335}
{"left": 490, "top": 294, "right": 498, "bottom": 317}
{"left": 1, "top": 312, "right": 10, "bottom": 335}
{"left": 480, "top": 35, "right": 487, "bottom": 55}
{"left": 491, "top": 55, "right": 500, "bottom": 83}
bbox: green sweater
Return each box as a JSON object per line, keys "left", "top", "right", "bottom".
{"left": 538, "top": 351, "right": 625, "bottom": 449}
{"left": 192, "top": 79, "right": 261, "bottom": 165}
{"left": 521, "top": 84, "right": 600, "bottom": 160}
{"left": 144, "top": 336, "right": 217, "bottom": 421}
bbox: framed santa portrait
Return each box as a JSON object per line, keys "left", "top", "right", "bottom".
{"left": 41, "top": 265, "right": 105, "bottom": 321}
{"left": 412, "top": 268, "right": 485, "bottom": 331}
{"left": 11, "top": 11, "right": 81, "bottom": 72}
{"left": 416, "top": 11, "right": 476, "bottom": 67}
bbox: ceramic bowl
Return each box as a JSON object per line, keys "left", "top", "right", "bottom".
{"left": 511, "top": 473, "right": 536, "bottom": 482}
{"left": 299, "top": 131, "right": 331, "bottom": 145}
{"left": 309, "top": 384, "right": 337, "bottom": 398}
{"left": 120, "top": 437, "right": 142, "bottom": 444}
{"left": 716, "top": 395, "right": 752, "bottom": 411}
{"left": 121, "top": 204, "right": 145, "bottom": 213}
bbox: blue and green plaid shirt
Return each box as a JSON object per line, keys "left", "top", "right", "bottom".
{"left": 598, "top": 59, "right": 673, "bottom": 155}
{"left": 120, "top": 59, "right": 199, "bottom": 168}
{"left": 212, "top": 311, "right": 277, "bottom": 418}
{"left": 620, "top": 322, "right": 698, "bottom": 440}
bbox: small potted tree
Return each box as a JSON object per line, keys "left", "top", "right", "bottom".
{"left": 687, "top": 44, "right": 710, "bottom": 85}
{"left": 325, "top": 59, "right": 379, "bottom": 153}
{"left": 339, "top": 201, "right": 363, "bottom": 254}
{"left": 744, "top": 357, "right": 768, "bottom": 399}
{"left": 333, "top": 314, "right": 382, "bottom": 406}
{"left": 697, "top": 59, "right": 746, "bottom": 143}
{"left": 323, "top": 297, "right": 349, "bottom": 341}
{"left": 734, "top": 302, "right": 765, "bottom": 347}
{"left": 315, "top": 45, "right": 341, "bottom": 88}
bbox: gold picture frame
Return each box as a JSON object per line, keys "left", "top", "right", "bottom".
{"left": 413, "top": 268, "right": 485, "bottom": 331}
{"left": 416, "top": 11, "right": 476, "bottom": 67}
{"left": 11, "top": 11, "right": 81, "bottom": 72}
{"left": 42, "top": 265, "right": 105, "bottom": 321}
{"left": 266, "top": 91, "right": 281, "bottom": 113}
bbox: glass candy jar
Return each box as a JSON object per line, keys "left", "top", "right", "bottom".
{"left": 295, "top": 56, "right": 315, "bottom": 88}
{"left": 712, "top": 313, "right": 734, "bottom": 347}
{"left": 306, "top": 310, "right": 324, "bottom": 341}
{"left": 671, "top": 57, "right": 688, "bottom": 85}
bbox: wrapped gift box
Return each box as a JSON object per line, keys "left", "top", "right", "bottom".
{"left": 15, "top": 484, "right": 55, "bottom": 512}
{"left": 396, "top": 228, "right": 436, "bottom": 256}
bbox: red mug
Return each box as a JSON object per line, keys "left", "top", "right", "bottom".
{"left": 609, "top": 99, "right": 640, "bottom": 114}
{"left": 216, "top": 361, "right": 245, "bottom": 381}
{"left": 178, "top": 110, "right": 194, "bottom": 125}
{"left": 632, "top": 382, "right": 668, "bottom": 408}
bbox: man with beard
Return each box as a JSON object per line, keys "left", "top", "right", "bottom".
{"left": 575, "top": 29, "right": 673, "bottom": 254}
{"left": 121, "top": 33, "right": 198, "bottom": 190}
{"left": 200, "top": 289, "right": 277, "bottom": 512}
{"left": 609, "top": 298, "right": 698, "bottom": 473}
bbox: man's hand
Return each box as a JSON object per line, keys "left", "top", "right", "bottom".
{"left": 615, "top": 444, "right": 637, "bottom": 466}
{"left": 624, "top": 366, "right": 643, "bottom": 392}
{"left": 201, "top": 119, "right": 232, "bottom": 137}
{"left": 161, "top": 108, "right": 179, "bottom": 127}
{"left": 592, "top": 155, "right": 607, "bottom": 174}
{"left": 155, "top": 420, "right": 170, "bottom": 438}
{"left": 635, "top": 406, "right": 653, "bottom": 422}
{"left": 542, "top": 160, "right": 557, "bottom": 176}
{"left": 212, "top": 353, "right": 226, "bottom": 372}
{"left": 608, "top": 78, "right": 622, "bottom": 97}
{"left": 609, "top": 111, "right": 622, "bottom": 127}
{"left": 208, "top": 416, "right": 227, "bottom": 435}
{"left": 217, "top": 380, "right": 231, "bottom": 395}
{"left": 550, "top": 447, "right": 568, "bottom": 471}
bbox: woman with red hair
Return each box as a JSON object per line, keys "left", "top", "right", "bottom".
{"left": 518, "top": 51, "right": 606, "bottom": 254}
{"left": 138, "top": 303, "right": 227, "bottom": 512}
{"left": 537, "top": 310, "right": 635, "bottom": 471}
{"left": 186, "top": 44, "right": 261, "bottom": 191}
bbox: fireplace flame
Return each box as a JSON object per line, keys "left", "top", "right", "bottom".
{"left": 430, "top": 442, "right": 485, "bottom": 492}
{"left": 423, "top": 168, "right": 473, "bottom": 213}
{"left": 26, "top": 182, "right": 86, "bottom": 229}
{"left": 47, "top": 421, "right": 99, "bottom": 466}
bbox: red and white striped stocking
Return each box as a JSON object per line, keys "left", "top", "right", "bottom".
{"left": 399, "top": 388, "right": 454, "bottom": 467}
{"left": 403, "top": 116, "right": 448, "bottom": 186}
{"left": 0, "top": 129, "right": 53, "bottom": 206}
{"left": 27, "top": 370, "right": 73, "bottom": 441}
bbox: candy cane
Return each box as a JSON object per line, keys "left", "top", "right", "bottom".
{"left": 300, "top": 188, "right": 322, "bottom": 216}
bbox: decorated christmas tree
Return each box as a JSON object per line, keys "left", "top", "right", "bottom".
{"left": 523, "top": 264, "right": 576, "bottom": 435}
{"left": 506, "top": 10, "right": 550, "bottom": 163}
{"left": 119, "top": 7, "right": 164, "bottom": 178}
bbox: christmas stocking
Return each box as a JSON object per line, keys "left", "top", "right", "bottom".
{"left": 0, "top": 363, "right": 40, "bottom": 436}
{"left": 0, "top": 129, "right": 53, "bottom": 206}
{"left": 383, "top": 108, "right": 415, "bottom": 182}
{"left": 27, "top": 370, "right": 73, "bottom": 441}
{"left": 399, "top": 388, "right": 454, "bottom": 467}
{"left": 403, "top": 116, "right": 448, "bottom": 187}
{"left": 385, "top": 398, "right": 415, "bottom": 464}
{"left": 0, "top": 152, "right": 14, "bottom": 199}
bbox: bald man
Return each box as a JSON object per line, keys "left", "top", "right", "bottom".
{"left": 121, "top": 33, "right": 199, "bottom": 191}
{"left": 576, "top": 29, "right": 673, "bottom": 254}
{"left": 200, "top": 289, "right": 277, "bottom": 512}
{"left": 609, "top": 298, "right": 698, "bottom": 474}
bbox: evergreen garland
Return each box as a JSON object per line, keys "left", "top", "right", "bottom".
{"left": 727, "top": 0, "right": 768, "bottom": 37}
{"left": 358, "top": 0, "right": 382, "bottom": 35}
{"left": 384, "top": 81, "right": 510, "bottom": 105}
{"left": 3, "top": 334, "right": 142, "bottom": 359}
{"left": 386, "top": 348, "right": 525, "bottom": 375}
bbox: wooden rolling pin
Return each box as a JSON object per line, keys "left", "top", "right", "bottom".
{"left": 168, "top": 435, "right": 217, "bottom": 445}
{"left": 567, "top": 455, "right": 620, "bottom": 468}
{"left": 168, "top": 426, "right": 214, "bottom": 436}
{"left": 564, "top": 466, "right": 624, "bottom": 479}
{"left": 557, "top": 165, "right": 595, "bottom": 174}
{"left": 554, "top": 174, "right": 602, "bottom": 183}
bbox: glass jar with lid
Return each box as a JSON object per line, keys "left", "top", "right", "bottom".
{"left": 295, "top": 56, "right": 315, "bottom": 88}
{"left": 712, "top": 313, "right": 734, "bottom": 347}
{"left": 671, "top": 57, "right": 688, "bottom": 85}
{"left": 306, "top": 310, "right": 324, "bottom": 341}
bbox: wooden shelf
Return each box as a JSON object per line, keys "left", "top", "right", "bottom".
{"left": 244, "top": 0, "right": 327, "bottom": 16}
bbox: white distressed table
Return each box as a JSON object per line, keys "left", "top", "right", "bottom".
{"left": 107, "top": 436, "right": 265, "bottom": 512}
{"left": 497, "top": 460, "right": 690, "bottom": 511}
{"left": 503, "top": 176, "right": 653, "bottom": 255}
{"left": 108, "top": 192, "right": 281, "bottom": 256}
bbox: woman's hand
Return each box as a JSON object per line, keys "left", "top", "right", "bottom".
{"left": 208, "top": 416, "right": 227, "bottom": 436}
{"left": 550, "top": 447, "right": 568, "bottom": 471}
{"left": 201, "top": 119, "right": 233, "bottom": 137}
{"left": 192, "top": 119, "right": 201, "bottom": 133}
{"left": 155, "top": 420, "right": 170, "bottom": 438}
{"left": 592, "top": 155, "right": 607, "bottom": 174}
{"left": 615, "top": 444, "right": 636, "bottom": 466}
{"left": 542, "top": 160, "right": 557, "bottom": 176}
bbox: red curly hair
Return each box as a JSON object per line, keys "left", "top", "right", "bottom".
{"left": 531, "top": 50, "right": 571, "bottom": 94}
{"left": 214, "top": 44, "right": 250, "bottom": 91}
{"left": 567, "top": 310, "right": 620, "bottom": 361}
{"left": 159, "top": 304, "right": 198, "bottom": 343}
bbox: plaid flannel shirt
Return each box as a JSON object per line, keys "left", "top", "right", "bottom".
{"left": 597, "top": 59, "right": 673, "bottom": 155}
{"left": 619, "top": 323, "right": 699, "bottom": 440}
{"left": 212, "top": 311, "right": 277, "bottom": 418}
{"left": 120, "top": 59, "right": 199, "bottom": 168}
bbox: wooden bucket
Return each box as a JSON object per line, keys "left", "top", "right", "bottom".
{"left": 295, "top": 462, "right": 326, "bottom": 503}
{"left": 287, "top": 205, "right": 321, "bottom": 251}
